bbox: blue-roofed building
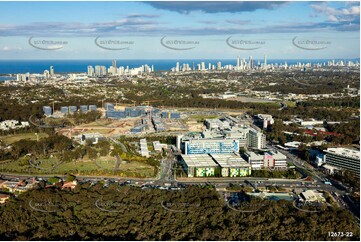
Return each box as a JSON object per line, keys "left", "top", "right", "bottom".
{"left": 104, "top": 103, "right": 114, "bottom": 111}
{"left": 136, "top": 106, "right": 146, "bottom": 115}
{"left": 170, "top": 112, "right": 181, "bottom": 119}
{"left": 131, "top": 125, "right": 145, "bottom": 133}
{"left": 152, "top": 117, "right": 166, "bottom": 131}
{"left": 69, "top": 106, "right": 77, "bottom": 113}
{"left": 89, "top": 105, "right": 97, "bottom": 111}
{"left": 106, "top": 111, "right": 126, "bottom": 119}
{"left": 80, "top": 105, "right": 88, "bottom": 113}
{"left": 42, "top": 106, "right": 52, "bottom": 116}
{"left": 161, "top": 111, "right": 170, "bottom": 119}
{"left": 130, "top": 109, "right": 138, "bottom": 117}
{"left": 125, "top": 107, "right": 132, "bottom": 117}
{"left": 60, "top": 106, "right": 69, "bottom": 114}
{"left": 151, "top": 108, "right": 161, "bottom": 115}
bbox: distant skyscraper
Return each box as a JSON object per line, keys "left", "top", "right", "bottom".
{"left": 112, "top": 60, "right": 117, "bottom": 75}
{"left": 249, "top": 56, "right": 253, "bottom": 69}
{"left": 176, "top": 62, "right": 180, "bottom": 72}
{"left": 87, "top": 66, "right": 94, "bottom": 76}
{"left": 95, "top": 65, "right": 101, "bottom": 76}
{"left": 237, "top": 56, "right": 240, "bottom": 67}
{"left": 43, "top": 70, "right": 49, "bottom": 80}
{"left": 201, "top": 62, "right": 205, "bottom": 70}
{"left": 217, "top": 62, "right": 222, "bottom": 70}
{"left": 50, "top": 66, "right": 54, "bottom": 76}
{"left": 100, "top": 66, "right": 107, "bottom": 76}
{"left": 264, "top": 55, "right": 267, "bottom": 69}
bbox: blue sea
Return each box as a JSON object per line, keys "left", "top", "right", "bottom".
{"left": 0, "top": 59, "right": 358, "bottom": 75}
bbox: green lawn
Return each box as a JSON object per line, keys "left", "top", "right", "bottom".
{"left": 0, "top": 133, "right": 49, "bottom": 145}
{"left": 285, "top": 101, "right": 297, "bottom": 108}
{"left": 2, "top": 156, "right": 154, "bottom": 178}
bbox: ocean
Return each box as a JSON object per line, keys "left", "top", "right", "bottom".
{"left": 0, "top": 59, "right": 358, "bottom": 75}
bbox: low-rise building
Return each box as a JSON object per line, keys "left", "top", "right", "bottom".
{"left": 180, "top": 154, "right": 218, "bottom": 177}
{"left": 300, "top": 190, "right": 326, "bottom": 203}
{"left": 62, "top": 180, "right": 78, "bottom": 190}
{"left": 210, "top": 154, "right": 251, "bottom": 177}
{"left": 152, "top": 141, "right": 167, "bottom": 152}
{"left": 139, "top": 138, "right": 149, "bottom": 157}
{"left": 0, "top": 194, "right": 10, "bottom": 204}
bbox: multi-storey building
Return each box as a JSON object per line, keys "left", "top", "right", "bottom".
{"left": 247, "top": 128, "right": 266, "bottom": 149}
{"left": 323, "top": 148, "right": 360, "bottom": 177}
{"left": 80, "top": 105, "right": 88, "bottom": 113}
{"left": 243, "top": 150, "right": 287, "bottom": 170}
{"left": 60, "top": 106, "right": 69, "bottom": 114}
{"left": 184, "top": 139, "right": 239, "bottom": 155}
{"left": 42, "top": 106, "right": 52, "bottom": 116}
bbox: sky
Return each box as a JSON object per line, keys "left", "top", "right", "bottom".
{"left": 0, "top": 0, "right": 359, "bottom": 60}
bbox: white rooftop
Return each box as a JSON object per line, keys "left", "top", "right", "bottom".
{"left": 301, "top": 190, "right": 326, "bottom": 202}
{"left": 246, "top": 152, "right": 264, "bottom": 160}
{"left": 210, "top": 154, "right": 250, "bottom": 168}
{"left": 267, "top": 151, "right": 287, "bottom": 160}
{"left": 324, "top": 148, "right": 360, "bottom": 160}
{"left": 181, "top": 154, "right": 218, "bottom": 167}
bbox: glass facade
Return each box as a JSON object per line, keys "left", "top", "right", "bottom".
{"left": 80, "top": 105, "right": 88, "bottom": 113}
{"left": 69, "top": 106, "right": 77, "bottom": 113}
{"left": 89, "top": 105, "right": 97, "bottom": 111}
{"left": 42, "top": 106, "right": 52, "bottom": 116}
{"left": 106, "top": 111, "right": 126, "bottom": 119}
{"left": 326, "top": 153, "right": 359, "bottom": 177}
{"left": 60, "top": 106, "right": 68, "bottom": 114}
{"left": 186, "top": 140, "right": 239, "bottom": 154}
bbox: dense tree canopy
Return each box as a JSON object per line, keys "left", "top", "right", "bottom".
{"left": 0, "top": 185, "right": 359, "bottom": 240}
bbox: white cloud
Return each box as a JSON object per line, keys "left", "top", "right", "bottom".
{"left": 310, "top": 3, "right": 360, "bottom": 23}
{"left": 2, "top": 46, "right": 23, "bottom": 51}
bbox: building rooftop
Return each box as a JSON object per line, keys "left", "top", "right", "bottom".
{"left": 181, "top": 154, "right": 218, "bottom": 167}
{"left": 246, "top": 152, "right": 264, "bottom": 160}
{"left": 301, "top": 190, "right": 326, "bottom": 202}
{"left": 266, "top": 151, "right": 287, "bottom": 160}
{"left": 324, "top": 147, "right": 360, "bottom": 160}
{"left": 210, "top": 154, "right": 250, "bottom": 168}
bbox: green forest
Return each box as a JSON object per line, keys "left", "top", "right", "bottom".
{"left": 0, "top": 185, "right": 359, "bottom": 240}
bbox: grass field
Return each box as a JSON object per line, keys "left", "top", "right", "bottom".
{"left": 2, "top": 156, "right": 154, "bottom": 178}
{"left": 285, "top": 101, "right": 297, "bottom": 108}
{"left": 0, "top": 133, "right": 49, "bottom": 145}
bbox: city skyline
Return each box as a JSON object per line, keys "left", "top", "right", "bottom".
{"left": 0, "top": 1, "right": 359, "bottom": 60}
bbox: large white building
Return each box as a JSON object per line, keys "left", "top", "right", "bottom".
{"left": 183, "top": 139, "right": 240, "bottom": 155}
{"left": 139, "top": 138, "right": 149, "bottom": 157}
{"left": 244, "top": 150, "right": 287, "bottom": 170}
{"left": 179, "top": 118, "right": 266, "bottom": 153}
{"left": 323, "top": 148, "right": 360, "bottom": 177}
